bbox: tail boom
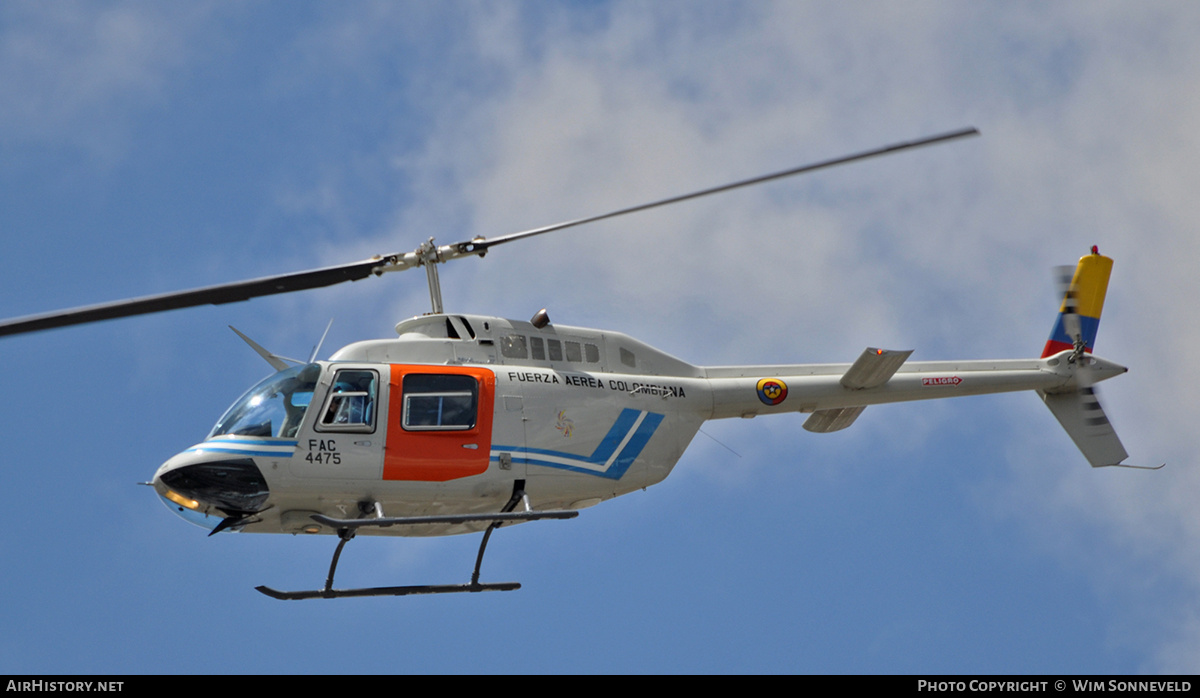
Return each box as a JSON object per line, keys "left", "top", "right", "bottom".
{"left": 697, "top": 249, "right": 1145, "bottom": 470}
{"left": 705, "top": 356, "right": 1080, "bottom": 420}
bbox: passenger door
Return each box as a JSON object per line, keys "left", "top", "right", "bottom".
{"left": 383, "top": 365, "right": 494, "bottom": 482}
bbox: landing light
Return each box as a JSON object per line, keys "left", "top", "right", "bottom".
{"left": 164, "top": 489, "right": 200, "bottom": 511}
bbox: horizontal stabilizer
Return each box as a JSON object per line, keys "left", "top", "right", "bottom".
{"left": 804, "top": 406, "right": 866, "bottom": 433}
{"left": 1042, "top": 388, "right": 1128, "bottom": 467}
{"left": 803, "top": 348, "right": 912, "bottom": 433}
{"left": 841, "top": 348, "right": 913, "bottom": 389}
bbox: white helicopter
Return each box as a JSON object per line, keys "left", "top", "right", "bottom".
{"left": 0, "top": 127, "right": 1156, "bottom": 600}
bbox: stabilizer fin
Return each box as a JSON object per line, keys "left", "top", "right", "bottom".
{"left": 804, "top": 348, "right": 912, "bottom": 433}
{"left": 1041, "top": 387, "right": 1128, "bottom": 467}
{"left": 840, "top": 348, "right": 913, "bottom": 389}
{"left": 804, "top": 406, "right": 866, "bottom": 433}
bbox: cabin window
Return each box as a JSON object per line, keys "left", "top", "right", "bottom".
{"left": 565, "top": 341, "right": 582, "bottom": 362}
{"left": 547, "top": 338, "right": 563, "bottom": 361}
{"left": 530, "top": 336, "right": 546, "bottom": 360}
{"left": 585, "top": 343, "right": 600, "bottom": 363}
{"left": 620, "top": 348, "right": 636, "bottom": 368}
{"left": 402, "top": 374, "right": 478, "bottom": 431}
{"left": 500, "top": 334, "right": 528, "bottom": 359}
{"left": 318, "top": 369, "right": 377, "bottom": 432}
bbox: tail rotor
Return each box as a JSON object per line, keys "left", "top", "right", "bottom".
{"left": 1039, "top": 248, "right": 1162, "bottom": 469}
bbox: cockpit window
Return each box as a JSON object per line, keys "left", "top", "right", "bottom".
{"left": 318, "top": 369, "right": 377, "bottom": 432}
{"left": 209, "top": 363, "right": 321, "bottom": 439}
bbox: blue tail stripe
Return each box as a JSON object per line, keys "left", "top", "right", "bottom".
{"left": 1048, "top": 314, "right": 1101, "bottom": 350}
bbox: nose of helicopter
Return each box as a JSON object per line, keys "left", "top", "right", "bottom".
{"left": 152, "top": 450, "right": 270, "bottom": 532}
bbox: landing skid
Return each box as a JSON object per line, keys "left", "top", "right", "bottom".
{"left": 255, "top": 581, "right": 521, "bottom": 600}
{"left": 256, "top": 482, "right": 578, "bottom": 600}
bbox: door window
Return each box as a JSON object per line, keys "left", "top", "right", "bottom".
{"left": 318, "top": 369, "right": 378, "bottom": 432}
{"left": 401, "top": 374, "right": 478, "bottom": 430}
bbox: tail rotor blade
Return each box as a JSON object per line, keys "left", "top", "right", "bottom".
{"left": 1053, "top": 264, "right": 1083, "bottom": 353}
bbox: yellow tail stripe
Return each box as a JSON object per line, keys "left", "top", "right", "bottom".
{"left": 1061, "top": 253, "right": 1113, "bottom": 320}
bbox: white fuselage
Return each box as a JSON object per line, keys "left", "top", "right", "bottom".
{"left": 152, "top": 312, "right": 1121, "bottom": 537}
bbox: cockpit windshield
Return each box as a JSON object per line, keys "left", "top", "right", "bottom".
{"left": 208, "top": 363, "right": 321, "bottom": 439}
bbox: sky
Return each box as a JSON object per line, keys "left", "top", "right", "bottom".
{"left": 1, "top": 1, "right": 1198, "bottom": 675}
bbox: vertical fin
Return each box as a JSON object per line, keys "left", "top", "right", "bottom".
{"left": 1041, "top": 387, "right": 1128, "bottom": 467}
{"left": 1042, "top": 248, "right": 1113, "bottom": 358}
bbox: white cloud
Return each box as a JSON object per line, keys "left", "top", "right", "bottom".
{"left": 0, "top": 2, "right": 218, "bottom": 158}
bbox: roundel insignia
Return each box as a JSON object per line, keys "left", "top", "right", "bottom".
{"left": 756, "top": 378, "right": 788, "bottom": 406}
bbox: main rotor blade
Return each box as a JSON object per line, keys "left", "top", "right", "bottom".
{"left": 0, "top": 257, "right": 389, "bottom": 337}
{"left": 462, "top": 127, "right": 979, "bottom": 254}
{"left": 1, "top": 127, "right": 978, "bottom": 338}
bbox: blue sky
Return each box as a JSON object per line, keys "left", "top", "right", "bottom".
{"left": 2, "top": 2, "right": 1199, "bottom": 674}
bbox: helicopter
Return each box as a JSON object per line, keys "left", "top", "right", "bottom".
{"left": 0, "top": 127, "right": 1156, "bottom": 600}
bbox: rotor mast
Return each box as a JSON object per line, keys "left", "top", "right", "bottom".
{"left": 419, "top": 239, "right": 445, "bottom": 314}
{"left": 371, "top": 236, "right": 491, "bottom": 315}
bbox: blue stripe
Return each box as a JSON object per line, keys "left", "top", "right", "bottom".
{"left": 492, "top": 408, "right": 663, "bottom": 480}
{"left": 585, "top": 408, "right": 642, "bottom": 464}
{"left": 1048, "top": 314, "right": 1100, "bottom": 350}
{"left": 186, "top": 447, "right": 295, "bottom": 458}
{"left": 505, "top": 455, "right": 622, "bottom": 478}
{"left": 187, "top": 438, "right": 298, "bottom": 458}
{"left": 206, "top": 438, "right": 298, "bottom": 446}
{"left": 606, "top": 412, "right": 664, "bottom": 479}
